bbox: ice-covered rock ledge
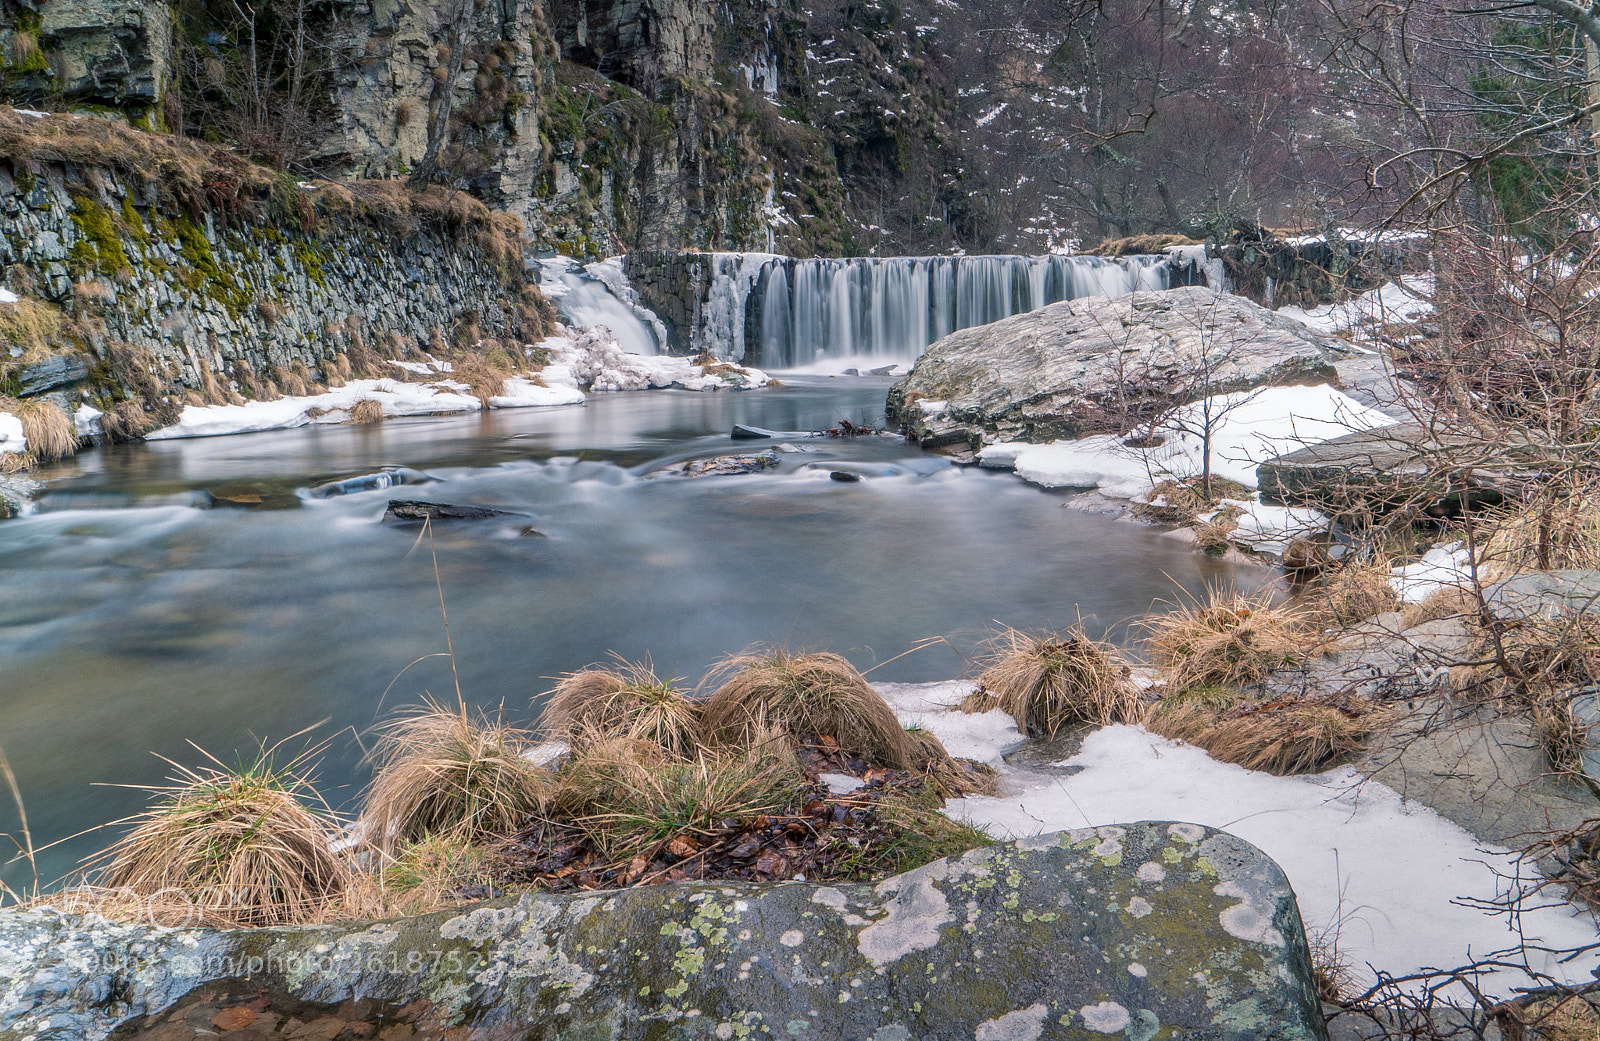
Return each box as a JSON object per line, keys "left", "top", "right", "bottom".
{"left": 0, "top": 828, "right": 1323, "bottom": 1041}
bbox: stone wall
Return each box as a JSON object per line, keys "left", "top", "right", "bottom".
{"left": 623, "top": 248, "right": 716, "bottom": 353}
{"left": 0, "top": 149, "right": 540, "bottom": 417}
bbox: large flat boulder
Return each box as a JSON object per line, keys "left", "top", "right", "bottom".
{"left": 887, "top": 287, "right": 1346, "bottom": 451}
{"left": 1, "top": 826, "right": 1326, "bottom": 1041}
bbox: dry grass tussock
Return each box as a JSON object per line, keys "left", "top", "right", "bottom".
{"left": 970, "top": 627, "right": 1142, "bottom": 735}
{"left": 1400, "top": 583, "right": 1478, "bottom": 629}
{"left": 905, "top": 727, "right": 1000, "bottom": 797}
{"left": 348, "top": 398, "right": 383, "bottom": 425}
{"left": 560, "top": 737, "right": 802, "bottom": 864}
{"left": 1476, "top": 489, "right": 1600, "bottom": 581}
{"left": 1451, "top": 614, "right": 1600, "bottom": 703}
{"left": 541, "top": 657, "right": 701, "bottom": 757}
{"left": 358, "top": 701, "right": 553, "bottom": 855}
{"left": 98, "top": 399, "right": 150, "bottom": 441}
{"left": 1084, "top": 233, "right": 1200, "bottom": 256}
{"left": 85, "top": 744, "right": 350, "bottom": 926}
{"left": 700, "top": 648, "right": 914, "bottom": 769}
{"left": 0, "top": 296, "right": 63, "bottom": 367}
{"left": 449, "top": 353, "right": 512, "bottom": 403}
{"left": 0, "top": 396, "right": 77, "bottom": 463}
{"left": 1190, "top": 699, "right": 1391, "bottom": 775}
{"left": 1143, "top": 589, "right": 1311, "bottom": 692}
{"left": 1312, "top": 557, "right": 1402, "bottom": 627}
{"left": 1146, "top": 686, "right": 1243, "bottom": 743}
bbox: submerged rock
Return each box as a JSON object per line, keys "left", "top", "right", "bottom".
{"left": 308, "top": 468, "right": 433, "bottom": 499}
{"left": 653, "top": 451, "right": 780, "bottom": 478}
{"left": 200, "top": 481, "right": 303, "bottom": 511}
{"left": 383, "top": 499, "right": 518, "bottom": 521}
{"left": 0, "top": 827, "right": 1325, "bottom": 1041}
{"left": 887, "top": 287, "right": 1346, "bottom": 451}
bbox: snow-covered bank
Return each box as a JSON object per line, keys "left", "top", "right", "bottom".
{"left": 142, "top": 333, "right": 769, "bottom": 441}
{"left": 1278, "top": 276, "right": 1434, "bottom": 339}
{"left": 984, "top": 384, "right": 1394, "bottom": 498}
{"left": 875, "top": 681, "right": 1600, "bottom": 999}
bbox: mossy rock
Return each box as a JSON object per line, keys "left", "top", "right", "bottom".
{"left": 0, "top": 825, "right": 1325, "bottom": 1040}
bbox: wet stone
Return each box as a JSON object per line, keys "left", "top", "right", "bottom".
{"left": 2, "top": 826, "right": 1326, "bottom": 1041}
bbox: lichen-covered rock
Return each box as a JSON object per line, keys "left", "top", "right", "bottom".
{"left": 886, "top": 288, "right": 1347, "bottom": 451}
{"left": 0, "top": 825, "right": 1327, "bottom": 1041}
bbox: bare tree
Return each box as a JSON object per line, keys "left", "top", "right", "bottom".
{"left": 409, "top": 0, "right": 478, "bottom": 188}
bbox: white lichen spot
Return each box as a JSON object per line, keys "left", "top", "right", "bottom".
{"left": 1167, "top": 823, "right": 1206, "bottom": 844}
{"left": 1079, "top": 1001, "right": 1132, "bottom": 1033}
{"left": 857, "top": 874, "right": 952, "bottom": 969}
{"left": 1092, "top": 837, "right": 1123, "bottom": 859}
{"left": 1127, "top": 897, "right": 1153, "bottom": 919}
{"left": 1213, "top": 880, "right": 1285, "bottom": 946}
{"left": 838, "top": 990, "right": 852, "bottom": 1003}
{"left": 780, "top": 929, "right": 805, "bottom": 947}
{"left": 739, "top": 930, "right": 752, "bottom": 941}
{"left": 1128, "top": 963, "right": 1148, "bottom": 978}
{"left": 811, "top": 887, "right": 848, "bottom": 911}
{"left": 975, "top": 1003, "right": 1049, "bottom": 1041}
{"left": 716, "top": 1024, "right": 735, "bottom": 1040}
{"left": 1136, "top": 862, "right": 1166, "bottom": 884}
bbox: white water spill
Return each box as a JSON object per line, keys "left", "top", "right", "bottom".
{"left": 700, "top": 252, "right": 1208, "bottom": 366}
{"left": 0, "top": 377, "right": 1259, "bottom": 890}
{"left": 535, "top": 256, "right": 666, "bottom": 356}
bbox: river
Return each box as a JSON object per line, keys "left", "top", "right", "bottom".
{"left": 0, "top": 376, "right": 1256, "bottom": 890}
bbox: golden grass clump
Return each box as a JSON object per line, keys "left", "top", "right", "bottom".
{"left": 0, "top": 296, "right": 63, "bottom": 365}
{"left": 567, "top": 738, "right": 802, "bottom": 865}
{"left": 1400, "top": 583, "right": 1478, "bottom": 629}
{"left": 450, "top": 354, "right": 511, "bottom": 403}
{"left": 1190, "top": 700, "right": 1390, "bottom": 775}
{"left": 358, "top": 702, "right": 554, "bottom": 855}
{"left": 98, "top": 399, "right": 149, "bottom": 441}
{"left": 1477, "top": 490, "right": 1600, "bottom": 581}
{"left": 541, "top": 658, "right": 702, "bottom": 757}
{"left": 699, "top": 648, "right": 914, "bottom": 769}
{"left": 89, "top": 747, "right": 350, "bottom": 926}
{"left": 1146, "top": 686, "right": 1243, "bottom": 743}
{"left": 1315, "top": 558, "right": 1402, "bottom": 626}
{"left": 905, "top": 726, "right": 1000, "bottom": 798}
{"left": 8, "top": 398, "right": 77, "bottom": 461}
{"left": 1143, "top": 589, "right": 1310, "bottom": 692}
{"left": 348, "top": 397, "right": 384, "bottom": 424}
{"left": 973, "top": 627, "right": 1142, "bottom": 735}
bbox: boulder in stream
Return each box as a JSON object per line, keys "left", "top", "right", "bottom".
{"left": 0, "top": 826, "right": 1325, "bottom": 1041}
{"left": 887, "top": 287, "right": 1347, "bottom": 451}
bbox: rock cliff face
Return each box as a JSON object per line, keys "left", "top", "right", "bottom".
{"left": 0, "top": 0, "right": 970, "bottom": 259}
{"left": 0, "top": 1, "right": 170, "bottom": 116}
{"left": 0, "top": 827, "right": 1328, "bottom": 1041}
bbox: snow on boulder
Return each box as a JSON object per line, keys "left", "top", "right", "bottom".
{"left": 989, "top": 384, "right": 1394, "bottom": 500}
{"left": 887, "top": 286, "right": 1351, "bottom": 451}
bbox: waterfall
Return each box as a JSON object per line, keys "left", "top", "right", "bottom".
{"left": 696, "top": 252, "right": 1208, "bottom": 367}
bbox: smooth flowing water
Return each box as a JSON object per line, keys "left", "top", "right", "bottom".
{"left": 0, "top": 378, "right": 1255, "bottom": 889}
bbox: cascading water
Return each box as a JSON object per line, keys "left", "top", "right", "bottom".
{"left": 698, "top": 251, "right": 1212, "bottom": 367}
{"left": 535, "top": 256, "right": 667, "bottom": 356}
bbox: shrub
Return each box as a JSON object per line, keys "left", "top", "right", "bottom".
{"left": 358, "top": 702, "right": 553, "bottom": 854}
{"left": 1143, "top": 589, "right": 1310, "bottom": 692}
{"left": 972, "top": 627, "right": 1142, "bottom": 735}
{"left": 89, "top": 746, "right": 349, "bottom": 926}
{"left": 1477, "top": 489, "right": 1600, "bottom": 581}
{"left": 700, "top": 648, "right": 914, "bottom": 769}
